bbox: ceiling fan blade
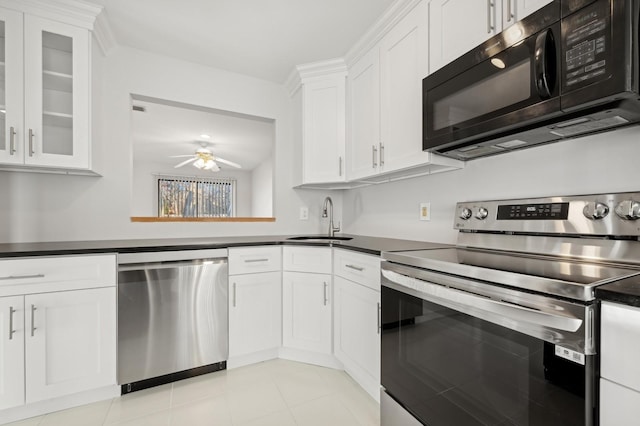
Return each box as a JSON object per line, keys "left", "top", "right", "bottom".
{"left": 169, "top": 154, "right": 196, "bottom": 158}
{"left": 174, "top": 157, "right": 197, "bottom": 168}
{"left": 215, "top": 157, "right": 242, "bottom": 168}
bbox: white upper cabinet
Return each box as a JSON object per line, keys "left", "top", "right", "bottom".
{"left": 0, "top": 7, "right": 24, "bottom": 166}
{"left": 347, "top": 0, "right": 461, "bottom": 182}
{"left": 348, "top": 48, "right": 380, "bottom": 180}
{"left": 0, "top": 3, "right": 95, "bottom": 173}
{"left": 291, "top": 60, "right": 347, "bottom": 185}
{"left": 429, "top": 0, "right": 552, "bottom": 74}
{"left": 379, "top": 0, "right": 431, "bottom": 174}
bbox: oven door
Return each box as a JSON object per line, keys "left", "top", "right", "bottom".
{"left": 380, "top": 262, "right": 597, "bottom": 426}
{"left": 423, "top": 21, "right": 561, "bottom": 155}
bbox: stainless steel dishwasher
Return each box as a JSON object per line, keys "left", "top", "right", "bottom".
{"left": 117, "top": 249, "right": 228, "bottom": 394}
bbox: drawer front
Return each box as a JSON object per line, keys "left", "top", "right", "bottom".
{"left": 229, "top": 246, "right": 282, "bottom": 275}
{"left": 601, "top": 302, "right": 640, "bottom": 392}
{"left": 282, "top": 246, "right": 332, "bottom": 274}
{"left": 334, "top": 249, "right": 380, "bottom": 291}
{"left": 0, "top": 254, "right": 117, "bottom": 296}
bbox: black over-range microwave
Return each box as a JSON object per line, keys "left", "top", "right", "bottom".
{"left": 423, "top": 0, "right": 640, "bottom": 160}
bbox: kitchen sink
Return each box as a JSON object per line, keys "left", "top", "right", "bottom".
{"left": 286, "top": 236, "right": 353, "bottom": 242}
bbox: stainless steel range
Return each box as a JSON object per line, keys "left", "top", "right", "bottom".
{"left": 380, "top": 192, "right": 640, "bottom": 426}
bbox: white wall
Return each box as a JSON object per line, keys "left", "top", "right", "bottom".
{"left": 342, "top": 126, "right": 640, "bottom": 244}
{"left": 0, "top": 45, "right": 339, "bottom": 243}
{"left": 251, "top": 155, "right": 274, "bottom": 217}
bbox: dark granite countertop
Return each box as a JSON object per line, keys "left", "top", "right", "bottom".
{"left": 596, "top": 276, "right": 640, "bottom": 308}
{"left": 0, "top": 234, "right": 450, "bottom": 258}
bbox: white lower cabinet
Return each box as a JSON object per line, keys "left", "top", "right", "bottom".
{"left": 0, "top": 254, "right": 117, "bottom": 423}
{"left": 282, "top": 271, "right": 332, "bottom": 354}
{"left": 228, "top": 271, "right": 282, "bottom": 358}
{"left": 0, "top": 296, "right": 24, "bottom": 410}
{"left": 228, "top": 246, "right": 282, "bottom": 367}
{"left": 334, "top": 276, "right": 380, "bottom": 399}
{"left": 25, "top": 288, "right": 116, "bottom": 404}
{"left": 600, "top": 301, "right": 640, "bottom": 425}
{"left": 0, "top": 287, "right": 116, "bottom": 411}
{"left": 333, "top": 249, "right": 381, "bottom": 401}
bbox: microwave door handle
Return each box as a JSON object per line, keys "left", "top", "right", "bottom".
{"left": 534, "top": 28, "right": 557, "bottom": 99}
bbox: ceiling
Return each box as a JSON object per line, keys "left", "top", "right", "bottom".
{"left": 89, "top": 0, "right": 395, "bottom": 83}
{"left": 131, "top": 98, "right": 275, "bottom": 172}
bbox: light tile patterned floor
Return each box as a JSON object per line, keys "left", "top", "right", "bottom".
{"left": 6, "top": 359, "right": 380, "bottom": 426}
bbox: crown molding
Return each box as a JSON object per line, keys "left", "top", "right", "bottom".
{"left": 344, "top": 0, "right": 422, "bottom": 67}
{"left": 93, "top": 9, "right": 117, "bottom": 55}
{"left": 0, "top": 0, "right": 102, "bottom": 29}
{"left": 285, "top": 58, "right": 347, "bottom": 96}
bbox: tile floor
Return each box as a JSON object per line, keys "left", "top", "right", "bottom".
{"left": 6, "top": 359, "right": 380, "bottom": 426}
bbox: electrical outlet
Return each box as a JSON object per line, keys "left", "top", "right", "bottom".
{"left": 299, "top": 206, "right": 309, "bottom": 220}
{"left": 420, "top": 202, "right": 431, "bottom": 221}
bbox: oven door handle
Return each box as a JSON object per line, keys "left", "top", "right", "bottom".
{"left": 382, "top": 269, "right": 583, "bottom": 333}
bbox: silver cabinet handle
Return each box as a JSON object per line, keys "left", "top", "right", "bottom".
{"left": 9, "top": 306, "right": 16, "bottom": 340}
{"left": 372, "top": 145, "right": 378, "bottom": 168}
{"left": 345, "top": 264, "right": 364, "bottom": 272}
{"left": 377, "top": 302, "right": 381, "bottom": 334}
{"left": 28, "top": 129, "right": 35, "bottom": 157}
{"left": 323, "top": 282, "right": 328, "bottom": 306}
{"left": 506, "top": 0, "right": 513, "bottom": 22}
{"left": 0, "top": 273, "right": 45, "bottom": 281}
{"left": 30, "top": 304, "right": 37, "bottom": 337}
{"left": 232, "top": 283, "right": 237, "bottom": 307}
{"left": 9, "top": 127, "right": 16, "bottom": 155}
{"left": 379, "top": 142, "right": 384, "bottom": 167}
{"left": 244, "top": 258, "right": 269, "bottom": 263}
{"left": 487, "top": 1, "right": 494, "bottom": 33}
{"left": 338, "top": 156, "right": 343, "bottom": 177}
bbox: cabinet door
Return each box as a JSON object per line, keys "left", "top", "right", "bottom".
{"left": 24, "top": 15, "right": 90, "bottom": 169}
{"left": 428, "top": 0, "right": 499, "bottom": 73}
{"left": 600, "top": 378, "right": 640, "bottom": 426}
{"left": 0, "top": 296, "right": 24, "bottom": 410}
{"left": 334, "top": 277, "right": 380, "bottom": 395}
{"left": 348, "top": 48, "right": 380, "bottom": 180}
{"left": 25, "top": 287, "right": 116, "bottom": 403}
{"left": 0, "top": 7, "right": 24, "bottom": 165}
{"left": 282, "top": 272, "right": 332, "bottom": 354}
{"left": 229, "top": 272, "right": 282, "bottom": 357}
{"left": 379, "top": 0, "right": 432, "bottom": 173}
{"left": 302, "top": 75, "right": 346, "bottom": 183}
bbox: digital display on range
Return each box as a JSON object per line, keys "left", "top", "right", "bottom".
{"left": 497, "top": 202, "right": 569, "bottom": 220}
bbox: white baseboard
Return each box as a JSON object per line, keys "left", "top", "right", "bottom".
{"left": 227, "top": 348, "right": 280, "bottom": 369}
{"left": 0, "top": 385, "right": 120, "bottom": 425}
{"left": 278, "top": 347, "right": 344, "bottom": 370}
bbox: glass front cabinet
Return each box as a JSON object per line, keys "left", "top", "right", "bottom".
{"left": 0, "top": 5, "right": 92, "bottom": 172}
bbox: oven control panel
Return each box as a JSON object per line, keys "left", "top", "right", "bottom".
{"left": 454, "top": 192, "right": 640, "bottom": 236}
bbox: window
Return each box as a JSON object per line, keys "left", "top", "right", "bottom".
{"left": 157, "top": 176, "right": 236, "bottom": 217}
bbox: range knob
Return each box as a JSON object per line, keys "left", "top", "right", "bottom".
{"left": 459, "top": 207, "right": 472, "bottom": 220}
{"left": 615, "top": 200, "right": 640, "bottom": 220}
{"left": 475, "top": 207, "right": 489, "bottom": 220}
{"left": 583, "top": 202, "right": 609, "bottom": 220}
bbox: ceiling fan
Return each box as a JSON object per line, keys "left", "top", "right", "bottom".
{"left": 171, "top": 143, "right": 241, "bottom": 171}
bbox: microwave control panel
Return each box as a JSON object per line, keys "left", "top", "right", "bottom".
{"left": 562, "top": 0, "right": 610, "bottom": 90}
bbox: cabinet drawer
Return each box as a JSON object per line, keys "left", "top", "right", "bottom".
{"left": 0, "top": 254, "right": 116, "bottom": 296}
{"left": 601, "top": 302, "right": 640, "bottom": 392}
{"left": 334, "top": 249, "right": 380, "bottom": 291}
{"left": 228, "top": 246, "right": 282, "bottom": 275}
{"left": 282, "top": 246, "right": 332, "bottom": 274}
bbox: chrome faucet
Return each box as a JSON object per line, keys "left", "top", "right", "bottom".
{"left": 322, "top": 196, "right": 341, "bottom": 237}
